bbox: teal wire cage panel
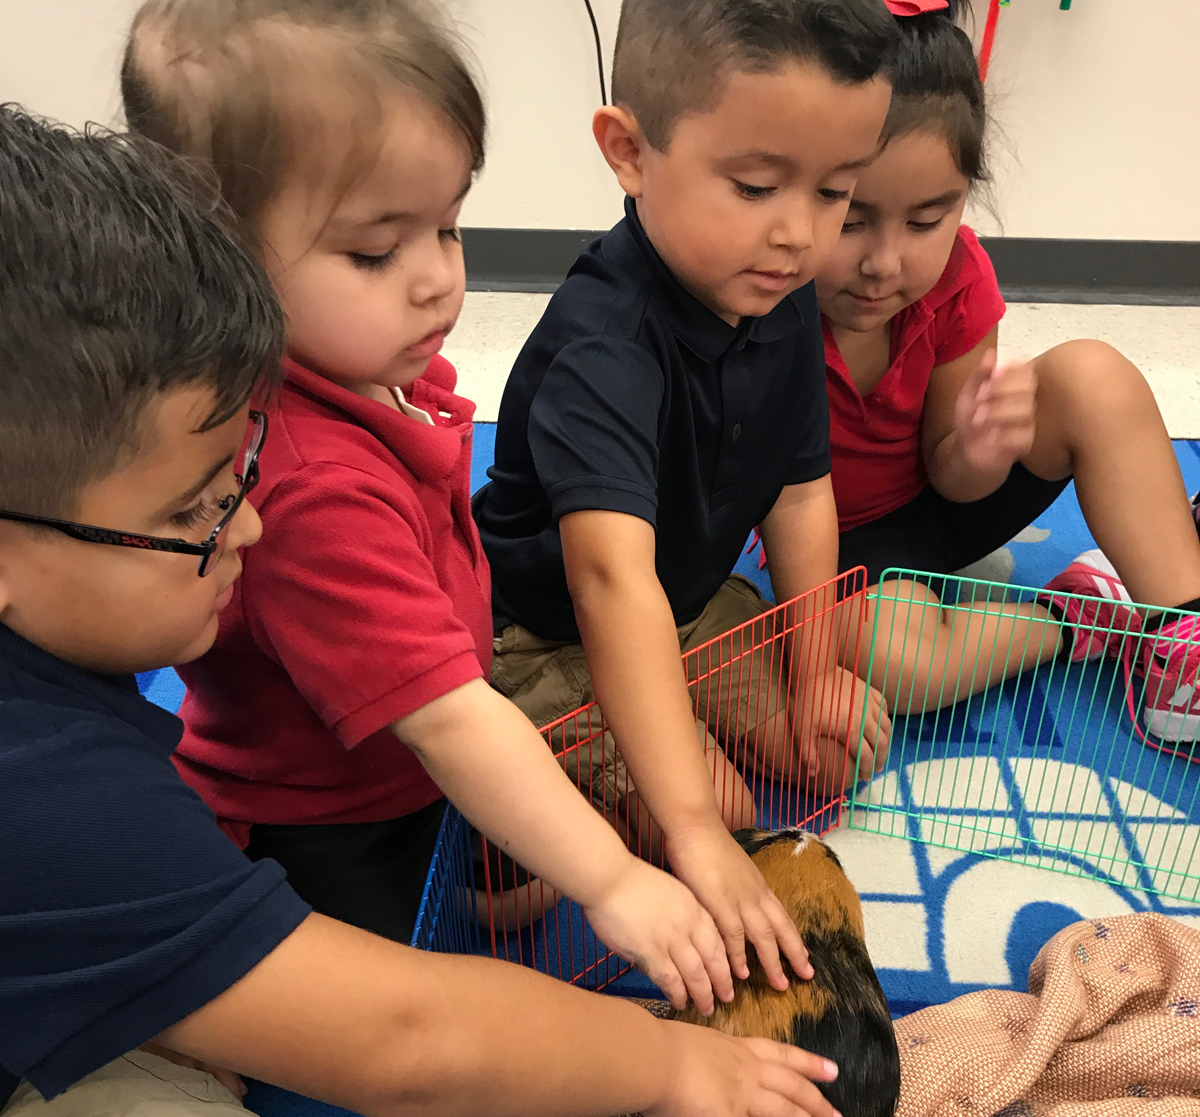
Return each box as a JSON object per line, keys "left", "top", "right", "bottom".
{"left": 846, "top": 569, "right": 1200, "bottom": 904}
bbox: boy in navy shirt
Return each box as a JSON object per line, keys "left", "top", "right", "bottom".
{"left": 475, "top": 0, "right": 897, "bottom": 975}
{"left": 0, "top": 107, "right": 840, "bottom": 1117}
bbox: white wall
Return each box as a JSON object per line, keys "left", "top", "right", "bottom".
{"left": 448, "top": 0, "right": 625, "bottom": 231}
{"left": 970, "top": 0, "right": 1200, "bottom": 240}
{"left": 0, "top": 0, "right": 139, "bottom": 131}
{"left": 2, "top": 0, "right": 1197, "bottom": 240}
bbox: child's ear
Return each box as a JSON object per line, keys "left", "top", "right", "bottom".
{"left": 592, "top": 106, "right": 649, "bottom": 199}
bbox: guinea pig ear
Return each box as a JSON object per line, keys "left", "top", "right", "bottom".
{"left": 733, "top": 828, "right": 772, "bottom": 854}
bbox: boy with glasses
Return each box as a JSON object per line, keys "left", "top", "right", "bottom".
{"left": 0, "top": 105, "right": 838, "bottom": 1117}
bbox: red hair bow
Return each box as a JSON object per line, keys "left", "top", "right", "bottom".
{"left": 884, "top": 0, "right": 950, "bottom": 14}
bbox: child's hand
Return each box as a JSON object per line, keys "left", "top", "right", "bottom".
{"left": 954, "top": 350, "right": 1037, "bottom": 476}
{"left": 584, "top": 858, "right": 733, "bottom": 1014}
{"left": 795, "top": 666, "right": 891, "bottom": 789}
{"left": 649, "top": 1021, "right": 841, "bottom": 1117}
{"left": 666, "top": 823, "right": 814, "bottom": 992}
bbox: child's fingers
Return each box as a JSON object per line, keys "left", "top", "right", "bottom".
{"left": 844, "top": 711, "right": 873, "bottom": 782}
{"left": 874, "top": 701, "right": 893, "bottom": 768}
{"left": 650, "top": 956, "right": 689, "bottom": 1012}
{"left": 872, "top": 690, "right": 893, "bottom": 751}
{"left": 742, "top": 905, "right": 788, "bottom": 990}
{"left": 975, "top": 348, "right": 999, "bottom": 384}
{"left": 756, "top": 899, "right": 813, "bottom": 985}
{"left": 717, "top": 915, "right": 751, "bottom": 982}
{"left": 670, "top": 942, "right": 716, "bottom": 1016}
{"left": 756, "top": 1069, "right": 841, "bottom": 1117}
{"left": 743, "top": 1040, "right": 841, "bottom": 1117}
{"left": 772, "top": 906, "right": 814, "bottom": 981}
{"left": 962, "top": 349, "right": 999, "bottom": 404}
{"left": 747, "top": 1040, "right": 838, "bottom": 1084}
{"left": 982, "top": 390, "right": 1036, "bottom": 420}
{"left": 694, "top": 915, "right": 735, "bottom": 1004}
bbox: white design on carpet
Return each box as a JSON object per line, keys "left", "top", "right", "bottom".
{"left": 825, "top": 756, "right": 1200, "bottom": 1010}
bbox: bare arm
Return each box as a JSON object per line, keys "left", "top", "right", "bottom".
{"left": 759, "top": 476, "right": 840, "bottom": 679}
{"left": 560, "top": 510, "right": 723, "bottom": 842}
{"left": 757, "top": 479, "right": 891, "bottom": 785}
{"left": 559, "top": 510, "right": 812, "bottom": 988}
{"left": 158, "top": 913, "right": 840, "bottom": 1117}
{"left": 398, "top": 680, "right": 635, "bottom": 912}
{"left": 396, "top": 679, "right": 730, "bottom": 1012}
{"left": 921, "top": 328, "right": 1035, "bottom": 503}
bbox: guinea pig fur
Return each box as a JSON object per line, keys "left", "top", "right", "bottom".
{"left": 672, "top": 828, "right": 900, "bottom": 1117}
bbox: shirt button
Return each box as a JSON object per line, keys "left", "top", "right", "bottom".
{"left": 732, "top": 423, "right": 742, "bottom": 442}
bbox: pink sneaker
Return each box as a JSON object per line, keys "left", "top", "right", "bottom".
{"left": 1128, "top": 613, "right": 1200, "bottom": 751}
{"left": 1042, "top": 549, "right": 1142, "bottom": 662}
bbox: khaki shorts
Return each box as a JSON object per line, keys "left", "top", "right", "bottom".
{"left": 1, "top": 1051, "right": 251, "bottom": 1116}
{"left": 492, "top": 575, "right": 790, "bottom": 811}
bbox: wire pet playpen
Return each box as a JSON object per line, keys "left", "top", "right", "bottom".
{"left": 411, "top": 568, "right": 1200, "bottom": 980}
{"left": 409, "top": 800, "right": 481, "bottom": 954}
{"left": 847, "top": 569, "right": 1200, "bottom": 906}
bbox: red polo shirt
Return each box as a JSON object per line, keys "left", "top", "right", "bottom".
{"left": 826, "top": 226, "right": 1007, "bottom": 531}
{"left": 175, "top": 355, "right": 491, "bottom": 847}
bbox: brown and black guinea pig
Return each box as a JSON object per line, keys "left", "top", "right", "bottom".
{"left": 672, "top": 828, "right": 900, "bottom": 1117}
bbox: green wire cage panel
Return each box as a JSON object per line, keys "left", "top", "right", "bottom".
{"left": 846, "top": 569, "right": 1200, "bottom": 904}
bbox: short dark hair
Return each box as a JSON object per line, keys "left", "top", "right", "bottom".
{"left": 121, "top": 0, "right": 486, "bottom": 229}
{"left": 0, "top": 104, "right": 284, "bottom": 520}
{"left": 882, "top": 1, "right": 989, "bottom": 184}
{"left": 611, "top": 0, "right": 900, "bottom": 151}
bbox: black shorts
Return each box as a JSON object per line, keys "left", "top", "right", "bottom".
{"left": 244, "top": 798, "right": 447, "bottom": 945}
{"left": 838, "top": 465, "right": 1070, "bottom": 587}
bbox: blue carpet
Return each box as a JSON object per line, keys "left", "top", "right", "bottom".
{"left": 138, "top": 431, "right": 1200, "bottom": 1117}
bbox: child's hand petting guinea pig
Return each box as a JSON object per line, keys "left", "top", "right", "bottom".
{"left": 583, "top": 856, "right": 735, "bottom": 1016}
{"left": 647, "top": 1022, "right": 841, "bottom": 1117}
{"left": 671, "top": 829, "right": 900, "bottom": 1117}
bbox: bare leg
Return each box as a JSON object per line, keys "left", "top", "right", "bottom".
{"left": 844, "top": 341, "right": 1200, "bottom": 715}
{"left": 855, "top": 580, "right": 1063, "bottom": 715}
{"left": 1023, "top": 340, "right": 1200, "bottom": 606}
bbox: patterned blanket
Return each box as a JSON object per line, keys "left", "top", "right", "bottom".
{"left": 895, "top": 913, "right": 1200, "bottom": 1116}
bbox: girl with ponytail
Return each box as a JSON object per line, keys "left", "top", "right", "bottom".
{"left": 813, "top": 0, "right": 1200, "bottom": 721}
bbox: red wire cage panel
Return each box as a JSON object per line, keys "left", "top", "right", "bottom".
{"left": 479, "top": 568, "right": 871, "bottom": 989}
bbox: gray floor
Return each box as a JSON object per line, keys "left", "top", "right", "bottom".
{"left": 445, "top": 295, "right": 1200, "bottom": 437}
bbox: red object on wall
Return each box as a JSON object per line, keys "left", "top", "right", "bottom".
{"left": 979, "top": 0, "right": 1002, "bottom": 81}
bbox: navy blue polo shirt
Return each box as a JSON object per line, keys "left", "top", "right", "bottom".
{"left": 0, "top": 624, "right": 311, "bottom": 1105}
{"left": 473, "top": 196, "right": 832, "bottom": 642}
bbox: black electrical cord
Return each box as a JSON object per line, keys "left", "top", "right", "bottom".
{"left": 583, "top": 0, "right": 609, "bottom": 105}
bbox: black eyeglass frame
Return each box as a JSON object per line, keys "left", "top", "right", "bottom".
{"left": 0, "top": 410, "right": 268, "bottom": 578}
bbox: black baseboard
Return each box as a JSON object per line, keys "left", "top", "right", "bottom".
{"left": 463, "top": 228, "right": 602, "bottom": 292}
{"left": 978, "top": 237, "right": 1200, "bottom": 305}
{"left": 463, "top": 227, "right": 1200, "bottom": 304}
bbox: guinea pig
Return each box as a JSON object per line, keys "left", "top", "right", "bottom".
{"left": 673, "top": 828, "right": 900, "bottom": 1117}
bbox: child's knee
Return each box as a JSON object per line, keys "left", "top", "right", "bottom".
{"left": 1035, "top": 339, "right": 1153, "bottom": 414}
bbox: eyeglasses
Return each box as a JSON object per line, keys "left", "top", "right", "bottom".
{"left": 0, "top": 410, "right": 268, "bottom": 578}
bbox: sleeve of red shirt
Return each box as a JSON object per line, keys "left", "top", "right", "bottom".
{"left": 239, "top": 463, "right": 484, "bottom": 748}
{"left": 931, "top": 228, "right": 1007, "bottom": 366}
